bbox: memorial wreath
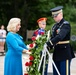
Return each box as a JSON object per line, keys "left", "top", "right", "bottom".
{"left": 24, "top": 30, "right": 50, "bottom": 75}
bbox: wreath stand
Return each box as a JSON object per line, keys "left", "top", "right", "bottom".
{"left": 38, "top": 43, "right": 60, "bottom": 75}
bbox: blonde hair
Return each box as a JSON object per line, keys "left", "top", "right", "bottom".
{"left": 7, "top": 18, "right": 21, "bottom": 32}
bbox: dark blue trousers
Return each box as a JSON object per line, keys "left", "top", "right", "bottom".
{"left": 53, "top": 60, "right": 71, "bottom": 75}
{"left": 40, "top": 63, "right": 48, "bottom": 75}
{"left": 44, "top": 64, "right": 48, "bottom": 75}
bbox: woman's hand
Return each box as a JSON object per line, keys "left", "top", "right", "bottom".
{"left": 23, "top": 49, "right": 31, "bottom": 54}
{"left": 26, "top": 50, "right": 31, "bottom": 54}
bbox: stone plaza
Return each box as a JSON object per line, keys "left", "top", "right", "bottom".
{"left": 0, "top": 53, "right": 76, "bottom": 75}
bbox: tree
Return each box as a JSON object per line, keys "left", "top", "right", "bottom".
{"left": 0, "top": 0, "right": 76, "bottom": 40}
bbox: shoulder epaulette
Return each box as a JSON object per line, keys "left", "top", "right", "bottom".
{"left": 63, "top": 21, "right": 69, "bottom": 24}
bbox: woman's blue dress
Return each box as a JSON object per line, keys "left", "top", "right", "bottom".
{"left": 4, "top": 32, "right": 28, "bottom": 75}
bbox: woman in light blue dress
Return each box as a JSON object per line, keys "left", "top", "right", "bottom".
{"left": 4, "top": 18, "right": 30, "bottom": 75}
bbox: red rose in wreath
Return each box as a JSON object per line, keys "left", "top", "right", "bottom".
{"left": 24, "top": 73, "right": 28, "bottom": 75}
{"left": 31, "top": 36, "right": 36, "bottom": 41}
{"left": 25, "top": 61, "right": 33, "bottom": 66}
{"left": 29, "top": 43, "right": 34, "bottom": 48}
{"left": 29, "top": 56, "right": 34, "bottom": 61}
{"left": 40, "top": 32, "right": 44, "bottom": 35}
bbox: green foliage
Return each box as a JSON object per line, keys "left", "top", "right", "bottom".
{"left": 64, "top": 5, "right": 76, "bottom": 23}
{"left": 70, "top": 22, "right": 76, "bottom": 51}
{"left": 28, "top": 33, "right": 47, "bottom": 75}
{"left": 0, "top": 0, "right": 76, "bottom": 39}
{"left": 70, "top": 41, "right": 76, "bottom": 51}
{"left": 71, "top": 22, "right": 76, "bottom": 35}
{"left": 25, "top": 41, "right": 32, "bottom": 45}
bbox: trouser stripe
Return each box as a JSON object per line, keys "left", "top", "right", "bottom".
{"left": 66, "top": 60, "right": 69, "bottom": 75}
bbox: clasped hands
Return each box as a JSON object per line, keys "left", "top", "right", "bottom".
{"left": 23, "top": 41, "right": 53, "bottom": 54}
{"left": 23, "top": 42, "right": 36, "bottom": 54}
{"left": 25, "top": 50, "right": 31, "bottom": 54}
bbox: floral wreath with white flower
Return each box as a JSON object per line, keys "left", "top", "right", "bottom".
{"left": 23, "top": 30, "right": 50, "bottom": 75}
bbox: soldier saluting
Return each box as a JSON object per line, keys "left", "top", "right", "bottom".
{"left": 46, "top": 6, "right": 75, "bottom": 75}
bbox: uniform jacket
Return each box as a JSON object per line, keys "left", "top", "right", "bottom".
{"left": 50, "top": 18, "right": 75, "bottom": 61}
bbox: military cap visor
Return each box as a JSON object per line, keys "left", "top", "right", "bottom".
{"left": 50, "top": 6, "right": 63, "bottom": 15}
{"left": 50, "top": 6, "right": 63, "bottom": 12}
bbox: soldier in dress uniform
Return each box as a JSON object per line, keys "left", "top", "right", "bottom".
{"left": 32, "top": 17, "right": 48, "bottom": 75}
{"left": 46, "top": 6, "right": 75, "bottom": 75}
